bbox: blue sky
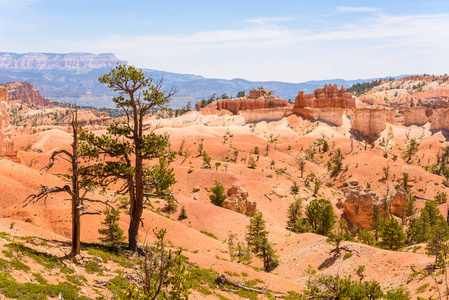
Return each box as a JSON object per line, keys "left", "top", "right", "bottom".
{"left": 1, "top": 0, "right": 449, "bottom": 82}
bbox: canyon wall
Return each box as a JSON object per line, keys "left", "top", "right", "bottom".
{"left": 241, "top": 108, "right": 293, "bottom": 123}
{"left": 404, "top": 107, "right": 429, "bottom": 126}
{"left": 294, "top": 107, "right": 344, "bottom": 126}
{"left": 386, "top": 108, "right": 397, "bottom": 124}
{"left": 5, "top": 81, "right": 50, "bottom": 107}
{"left": 0, "top": 87, "right": 18, "bottom": 160}
{"left": 431, "top": 108, "right": 449, "bottom": 131}
{"left": 351, "top": 108, "right": 386, "bottom": 141}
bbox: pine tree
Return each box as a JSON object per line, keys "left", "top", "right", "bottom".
{"left": 209, "top": 181, "right": 226, "bottom": 206}
{"left": 378, "top": 218, "right": 406, "bottom": 250}
{"left": 305, "top": 198, "right": 336, "bottom": 236}
{"left": 98, "top": 208, "right": 125, "bottom": 245}
{"left": 246, "top": 211, "right": 278, "bottom": 272}
{"left": 178, "top": 206, "right": 187, "bottom": 220}
{"left": 286, "top": 198, "right": 310, "bottom": 233}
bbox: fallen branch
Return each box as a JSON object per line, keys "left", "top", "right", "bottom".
{"left": 215, "top": 274, "right": 266, "bottom": 294}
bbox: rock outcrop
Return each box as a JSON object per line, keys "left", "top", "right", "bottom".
{"left": 294, "top": 107, "right": 344, "bottom": 126}
{"left": 391, "top": 188, "right": 410, "bottom": 218}
{"left": 404, "top": 107, "right": 429, "bottom": 126}
{"left": 0, "top": 87, "right": 18, "bottom": 160}
{"left": 5, "top": 81, "right": 50, "bottom": 107}
{"left": 222, "top": 185, "right": 257, "bottom": 216}
{"left": 293, "top": 85, "right": 354, "bottom": 126}
{"left": 241, "top": 108, "right": 293, "bottom": 123}
{"left": 294, "top": 85, "right": 355, "bottom": 109}
{"left": 431, "top": 108, "right": 449, "bottom": 131}
{"left": 386, "top": 108, "right": 397, "bottom": 125}
{"left": 351, "top": 108, "right": 386, "bottom": 142}
{"left": 199, "top": 90, "right": 290, "bottom": 116}
{"left": 340, "top": 180, "right": 388, "bottom": 230}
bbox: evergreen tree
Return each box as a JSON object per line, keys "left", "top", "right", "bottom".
{"left": 79, "top": 64, "right": 176, "bottom": 251}
{"left": 286, "top": 198, "right": 310, "bottom": 233}
{"left": 178, "top": 206, "right": 187, "bottom": 220}
{"left": 246, "top": 211, "right": 278, "bottom": 272}
{"left": 378, "top": 218, "right": 406, "bottom": 250}
{"left": 286, "top": 198, "right": 302, "bottom": 232}
{"left": 408, "top": 201, "right": 449, "bottom": 244}
{"left": 209, "top": 181, "right": 226, "bottom": 206}
{"left": 98, "top": 208, "right": 125, "bottom": 245}
{"left": 305, "top": 198, "right": 336, "bottom": 236}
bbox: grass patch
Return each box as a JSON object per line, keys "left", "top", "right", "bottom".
{"left": 84, "top": 260, "right": 104, "bottom": 275}
{"left": 343, "top": 253, "right": 353, "bottom": 260}
{"left": 66, "top": 274, "right": 88, "bottom": 286}
{"left": 83, "top": 243, "right": 132, "bottom": 268}
{"left": 0, "top": 272, "right": 85, "bottom": 300}
{"left": 417, "top": 283, "right": 430, "bottom": 293}
{"left": 0, "top": 232, "right": 11, "bottom": 241}
{"left": 5, "top": 242, "right": 71, "bottom": 272}
{"left": 107, "top": 275, "right": 130, "bottom": 296}
{"left": 199, "top": 230, "right": 218, "bottom": 240}
{"left": 0, "top": 256, "right": 30, "bottom": 273}
{"left": 33, "top": 272, "right": 47, "bottom": 284}
{"left": 184, "top": 267, "right": 218, "bottom": 295}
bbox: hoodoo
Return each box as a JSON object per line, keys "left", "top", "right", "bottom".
{"left": 0, "top": 86, "right": 18, "bottom": 161}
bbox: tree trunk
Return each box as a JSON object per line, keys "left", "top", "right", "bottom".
{"left": 129, "top": 147, "right": 144, "bottom": 251}
{"left": 71, "top": 118, "right": 81, "bottom": 256}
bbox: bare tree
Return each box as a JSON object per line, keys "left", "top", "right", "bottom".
{"left": 24, "top": 108, "right": 109, "bottom": 257}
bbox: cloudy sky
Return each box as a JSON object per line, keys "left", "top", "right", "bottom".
{"left": 0, "top": 0, "right": 448, "bottom": 82}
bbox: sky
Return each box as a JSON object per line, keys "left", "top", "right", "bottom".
{"left": 1, "top": 0, "right": 449, "bottom": 82}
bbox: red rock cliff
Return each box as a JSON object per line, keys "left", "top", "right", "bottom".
{"left": 199, "top": 90, "right": 290, "bottom": 115}
{"left": 5, "top": 81, "right": 50, "bottom": 107}
{"left": 294, "top": 84, "right": 355, "bottom": 109}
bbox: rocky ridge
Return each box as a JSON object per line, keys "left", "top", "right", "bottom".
{"left": 0, "top": 52, "right": 125, "bottom": 71}
{"left": 5, "top": 81, "right": 50, "bottom": 107}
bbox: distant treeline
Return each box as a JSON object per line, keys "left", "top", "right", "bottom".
{"left": 49, "top": 100, "right": 125, "bottom": 118}
{"left": 347, "top": 78, "right": 394, "bottom": 97}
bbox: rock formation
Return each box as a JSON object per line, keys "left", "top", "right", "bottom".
{"left": 339, "top": 180, "right": 388, "bottom": 230}
{"left": 351, "top": 108, "right": 386, "bottom": 142}
{"left": 0, "top": 87, "right": 18, "bottom": 160}
{"left": 294, "top": 84, "right": 355, "bottom": 109}
{"left": 222, "top": 185, "right": 257, "bottom": 216}
{"left": 386, "top": 108, "right": 397, "bottom": 125}
{"left": 241, "top": 108, "right": 293, "bottom": 123}
{"left": 404, "top": 107, "right": 429, "bottom": 126}
{"left": 431, "top": 108, "right": 449, "bottom": 131}
{"left": 294, "top": 107, "right": 344, "bottom": 126}
{"left": 391, "top": 188, "right": 410, "bottom": 218}
{"left": 5, "top": 81, "right": 50, "bottom": 107}
{"left": 199, "top": 90, "right": 290, "bottom": 116}
{"left": 293, "top": 85, "right": 354, "bottom": 126}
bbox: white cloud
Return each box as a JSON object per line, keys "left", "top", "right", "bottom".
{"left": 336, "top": 6, "right": 381, "bottom": 13}
{"left": 243, "top": 17, "right": 295, "bottom": 24}
{"left": 64, "top": 11, "right": 449, "bottom": 81}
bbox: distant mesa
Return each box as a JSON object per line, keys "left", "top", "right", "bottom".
{"left": 0, "top": 52, "right": 126, "bottom": 71}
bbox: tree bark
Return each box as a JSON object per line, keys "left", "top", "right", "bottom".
{"left": 71, "top": 114, "right": 81, "bottom": 256}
